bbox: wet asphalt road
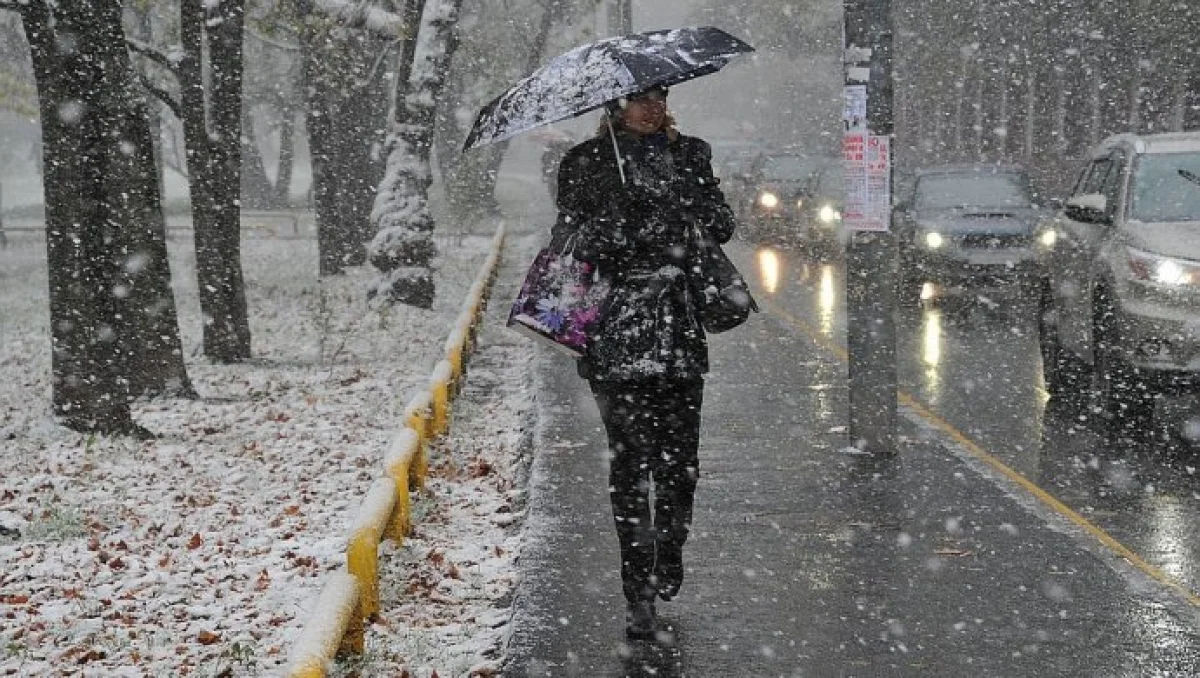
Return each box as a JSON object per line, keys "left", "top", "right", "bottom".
{"left": 504, "top": 238, "right": 1200, "bottom": 676}
{"left": 745, "top": 242, "right": 1200, "bottom": 603}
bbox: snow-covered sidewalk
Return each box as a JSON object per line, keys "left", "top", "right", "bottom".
{"left": 0, "top": 221, "right": 530, "bottom": 676}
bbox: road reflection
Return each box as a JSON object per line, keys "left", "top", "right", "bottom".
{"left": 753, "top": 244, "right": 1200, "bottom": 601}
{"left": 818, "top": 264, "right": 836, "bottom": 337}
{"left": 758, "top": 248, "right": 781, "bottom": 294}
{"left": 921, "top": 309, "right": 942, "bottom": 405}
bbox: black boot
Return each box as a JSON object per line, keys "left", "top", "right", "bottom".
{"left": 625, "top": 597, "right": 657, "bottom": 640}
{"left": 654, "top": 545, "right": 683, "bottom": 601}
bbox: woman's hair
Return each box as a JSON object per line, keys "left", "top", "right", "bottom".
{"left": 596, "top": 106, "right": 679, "bottom": 139}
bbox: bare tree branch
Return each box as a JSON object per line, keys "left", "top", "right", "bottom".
{"left": 137, "top": 74, "right": 182, "bottom": 120}
{"left": 126, "top": 38, "right": 182, "bottom": 77}
{"left": 308, "top": 0, "right": 408, "bottom": 39}
{"left": 247, "top": 27, "right": 301, "bottom": 52}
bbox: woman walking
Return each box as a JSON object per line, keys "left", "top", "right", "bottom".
{"left": 551, "top": 85, "right": 737, "bottom": 639}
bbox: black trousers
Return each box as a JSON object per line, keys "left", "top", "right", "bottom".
{"left": 590, "top": 377, "right": 704, "bottom": 603}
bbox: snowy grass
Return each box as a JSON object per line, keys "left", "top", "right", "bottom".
{"left": 0, "top": 220, "right": 519, "bottom": 676}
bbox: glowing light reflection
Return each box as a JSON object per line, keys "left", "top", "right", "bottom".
{"left": 819, "top": 265, "right": 836, "bottom": 336}
{"left": 923, "top": 309, "right": 942, "bottom": 367}
{"left": 758, "top": 249, "right": 781, "bottom": 294}
{"left": 1147, "top": 495, "right": 1190, "bottom": 582}
{"left": 922, "top": 309, "right": 942, "bottom": 399}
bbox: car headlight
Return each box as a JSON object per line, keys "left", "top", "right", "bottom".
{"left": 1127, "top": 247, "right": 1198, "bottom": 287}
{"left": 758, "top": 191, "right": 779, "bottom": 209}
{"left": 1039, "top": 229, "right": 1057, "bottom": 248}
{"left": 818, "top": 204, "right": 840, "bottom": 224}
{"left": 925, "top": 232, "right": 945, "bottom": 249}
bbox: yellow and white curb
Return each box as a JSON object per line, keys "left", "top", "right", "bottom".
{"left": 285, "top": 224, "right": 507, "bottom": 677}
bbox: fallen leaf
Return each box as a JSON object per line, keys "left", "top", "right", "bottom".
{"left": 197, "top": 630, "right": 221, "bottom": 645}
{"left": 188, "top": 533, "right": 203, "bottom": 550}
{"left": 468, "top": 458, "right": 493, "bottom": 478}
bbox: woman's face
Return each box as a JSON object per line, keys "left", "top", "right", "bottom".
{"left": 619, "top": 96, "right": 667, "bottom": 135}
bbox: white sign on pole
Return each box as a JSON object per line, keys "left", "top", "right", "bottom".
{"left": 842, "top": 86, "right": 891, "bottom": 233}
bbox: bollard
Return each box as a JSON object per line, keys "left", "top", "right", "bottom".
{"left": 286, "top": 572, "right": 363, "bottom": 677}
{"left": 384, "top": 428, "right": 421, "bottom": 539}
{"left": 345, "top": 478, "right": 397, "bottom": 619}
{"left": 444, "top": 328, "right": 465, "bottom": 388}
{"left": 404, "top": 391, "right": 431, "bottom": 444}
{"left": 429, "top": 360, "right": 453, "bottom": 437}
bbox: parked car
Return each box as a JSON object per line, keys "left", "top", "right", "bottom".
{"left": 896, "top": 164, "right": 1043, "bottom": 303}
{"left": 1036, "top": 132, "right": 1200, "bottom": 429}
{"left": 740, "top": 153, "right": 819, "bottom": 244}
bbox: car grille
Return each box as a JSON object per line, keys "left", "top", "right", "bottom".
{"left": 958, "top": 233, "right": 1031, "bottom": 249}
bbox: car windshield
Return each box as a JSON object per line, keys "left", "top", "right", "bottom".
{"left": 915, "top": 173, "right": 1030, "bottom": 209}
{"left": 760, "top": 156, "right": 813, "bottom": 180}
{"left": 1129, "top": 151, "right": 1200, "bottom": 223}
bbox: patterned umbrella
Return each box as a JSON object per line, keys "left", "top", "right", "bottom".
{"left": 462, "top": 26, "right": 754, "bottom": 152}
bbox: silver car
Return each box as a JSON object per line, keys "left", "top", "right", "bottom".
{"left": 1037, "top": 132, "right": 1200, "bottom": 429}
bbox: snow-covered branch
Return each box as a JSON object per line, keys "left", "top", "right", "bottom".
{"left": 308, "top": 0, "right": 408, "bottom": 39}
{"left": 137, "top": 74, "right": 182, "bottom": 119}
{"left": 247, "top": 27, "right": 301, "bottom": 52}
{"left": 126, "top": 38, "right": 183, "bottom": 77}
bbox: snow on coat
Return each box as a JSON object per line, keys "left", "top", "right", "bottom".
{"left": 552, "top": 130, "right": 737, "bottom": 381}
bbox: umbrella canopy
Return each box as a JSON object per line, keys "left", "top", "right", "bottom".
{"left": 462, "top": 26, "right": 754, "bottom": 151}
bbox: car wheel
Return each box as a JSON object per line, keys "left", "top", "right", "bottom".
{"left": 1038, "top": 283, "right": 1085, "bottom": 398}
{"left": 1092, "top": 287, "right": 1155, "bottom": 438}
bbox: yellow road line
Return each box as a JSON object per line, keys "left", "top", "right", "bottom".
{"left": 760, "top": 296, "right": 1200, "bottom": 609}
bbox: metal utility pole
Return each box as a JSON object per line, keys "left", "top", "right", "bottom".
{"left": 843, "top": 0, "right": 898, "bottom": 455}
{"left": 608, "top": 0, "right": 632, "bottom": 34}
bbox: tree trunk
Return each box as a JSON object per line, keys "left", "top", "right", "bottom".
{"left": 368, "top": 0, "right": 465, "bottom": 308}
{"left": 19, "top": 0, "right": 190, "bottom": 434}
{"left": 299, "top": 16, "right": 373, "bottom": 274}
{"left": 241, "top": 105, "right": 276, "bottom": 210}
{"left": 179, "top": 0, "right": 252, "bottom": 362}
{"left": 276, "top": 109, "right": 296, "bottom": 207}
{"left": 119, "top": 87, "right": 197, "bottom": 400}
{"left": 441, "top": 0, "right": 565, "bottom": 223}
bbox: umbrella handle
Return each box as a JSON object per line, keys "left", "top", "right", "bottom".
{"left": 606, "top": 115, "right": 627, "bottom": 185}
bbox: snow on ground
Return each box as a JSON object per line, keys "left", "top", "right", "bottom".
{"left": 329, "top": 326, "right": 534, "bottom": 678}
{"left": 0, "top": 219, "right": 526, "bottom": 676}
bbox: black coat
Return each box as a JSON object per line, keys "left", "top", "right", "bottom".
{"left": 552, "top": 130, "right": 737, "bottom": 382}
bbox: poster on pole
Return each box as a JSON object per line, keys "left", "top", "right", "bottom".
{"left": 842, "top": 131, "right": 868, "bottom": 228}
{"left": 862, "top": 134, "right": 891, "bottom": 232}
{"left": 842, "top": 84, "right": 891, "bottom": 233}
{"left": 843, "top": 133, "right": 891, "bottom": 232}
{"left": 843, "top": 85, "right": 867, "bottom": 133}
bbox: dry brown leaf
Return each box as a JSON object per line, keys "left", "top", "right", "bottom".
{"left": 197, "top": 630, "right": 221, "bottom": 645}
{"left": 187, "top": 533, "right": 203, "bottom": 550}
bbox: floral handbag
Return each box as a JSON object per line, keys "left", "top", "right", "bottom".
{"left": 507, "top": 240, "right": 610, "bottom": 358}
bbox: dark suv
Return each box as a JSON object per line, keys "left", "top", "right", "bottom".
{"left": 896, "top": 165, "right": 1043, "bottom": 303}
